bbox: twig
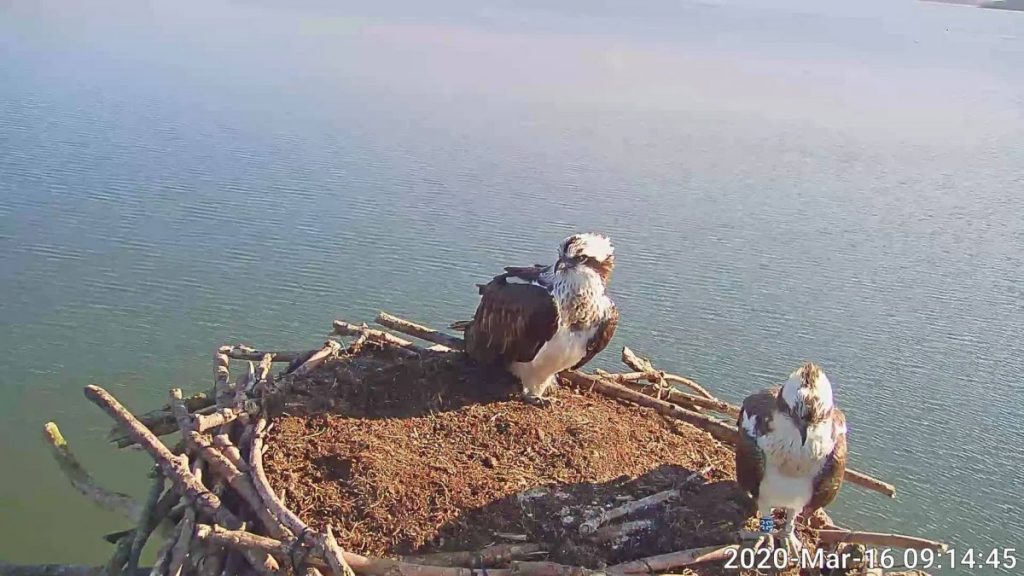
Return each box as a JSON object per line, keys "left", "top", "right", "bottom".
{"left": 578, "top": 489, "right": 676, "bottom": 535}
{"left": 375, "top": 312, "right": 465, "bottom": 350}
{"left": 620, "top": 347, "right": 715, "bottom": 400}
{"left": 402, "top": 544, "right": 545, "bottom": 567}
{"left": 123, "top": 470, "right": 166, "bottom": 576}
{"left": 195, "top": 525, "right": 580, "bottom": 576}
{"left": 172, "top": 390, "right": 289, "bottom": 540}
{"left": 843, "top": 470, "right": 896, "bottom": 498}
{"left": 212, "top": 434, "right": 247, "bottom": 471}
{"left": 219, "top": 345, "right": 306, "bottom": 364}
{"left": 0, "top": 564, "right": 151, "bottom": 576}
{"left": 42, "top": 422, "right": 143, "bottom": 521}
{"left": 148, "top": 534, "right": 176, "bottom": 576}
{"left": 323, "top": 526, "right": 356, "bottom": 576}
{"left": 214, "top": 348, "right": 233, "bottom": 408}
{"left": 816, "top": 530, "right": 947, "bottom": 551}
{"left": 589, "top": 521, "right": 652, "bottom": 545}
{"left": 594, "top": 372, "right": 740, "bottom": 418}
{"left": 560, "top": 372, "right": 739, "bottom": 444}
{"left": 289, "top": 340, "right": 342, "bottom": 376}
{"left": 166, "top": 507, "right": 195, "bottom": 576}
{"left": 108, "top": 394, "right": 215, "bottom": 444}
{"left": 106, "top": 534, "right": 134, "bottom": 576}
{"left": 195, "top": 409, "right": 242, "bottom": 433}
{"left": 83, "top": 385, "right": 242, "bottom": 530}
{"left": 605, "top": 544, "right": 739, "bottom": 574}
{"left": 332, "top": 321, "right": 445, "bottom": 356}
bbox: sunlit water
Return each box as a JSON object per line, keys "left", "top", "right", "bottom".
{"left": 1, "top": 1, "right": 1022, "bottom": 573}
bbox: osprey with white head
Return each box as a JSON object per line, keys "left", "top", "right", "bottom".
{"left": 455, "top": 233, "right": 619, "bottom": 405}
{"left": 735, "top": 362, "right": 848, "bottom": 556}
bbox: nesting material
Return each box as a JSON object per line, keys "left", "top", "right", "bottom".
{"left": 19, "top": 313, "right": 943, "bottom": 576}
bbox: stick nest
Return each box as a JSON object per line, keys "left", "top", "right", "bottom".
{"left": 262, "top": 346, "right": 799, "bottom": 572}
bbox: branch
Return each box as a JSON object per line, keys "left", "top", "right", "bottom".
{"left": 401, "top": 544, "right": 545, "bottom": 567}
{"left": 219, "top": 345, "right": 306, "bottom": 364}
{"left": 593, "top": 372, "right": 739, "bottom": 417}
{"left": 605, "top": 544, "right": 739, "bottom": 574}
{"left": 171, "top": 390, "right": 289, "bottom": 540}
{"left": 375, "top": 312, "right": 465, "bottom": 350}
{"left": 288, "top": 340, "right": 342, "bottom": 376}
{"left": 0, "top": 564, "right": 151, "bottom": 576}
{"left": 560, "top": 372, "right": 739, "bottom": 445}
{"left": 578, "top": 489, "right": 677, "bottom": 535}
{"left": 323, "top": 526, "right": 356, "bottom": 576}
{"left": 843, "top": 469, "right": 896, "bottom": 498}
{"left": 194, "top": 524, "right": 486, "bottom": 576}
{"left": 331, "top": 321, "right": 425, "bottom": 357}
{"left": 332, "top": 321, "right": 451, "bottom": 355}
{"left": 620, "top": 347, "right": 715, "bottom": 400}
{"left": 166, "top": 507, "right": 196, "bottom": 576}
{"left": 108, "top": 394, "right": 214, "bottom": 443}
{"left": 816, "top": 529, "right": 948, "bottom": 551}
{"left": 249, "top": 418, "right": 310, "bottom": 539}
{"left": 83, "top": 385, "right": 243, "bottom": 530}
{"left": 588, "top": 521, "right": 652, "bottom": 545}
{"left": 42, "top": 422, "right": 143, "bottom": 521}
{"left": 123, "top": 471, "right": 166, "bottom": 576}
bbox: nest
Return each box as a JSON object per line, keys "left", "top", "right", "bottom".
{"left": 18, "top": 313, "right": 944, "bottom": 576}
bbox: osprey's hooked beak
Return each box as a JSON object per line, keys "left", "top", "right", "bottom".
{"left": 554, "top": 255, "right": 573, "bottom": 272}
{"left": 798, "top": 420, "right": 809, "bottom": 446}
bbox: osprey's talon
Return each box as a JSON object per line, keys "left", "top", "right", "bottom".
{"left": 522, "top": 394, "right": 554, "bottom": 407}
{"left": 781, "top": 531, "right": 803, "bottom": 558}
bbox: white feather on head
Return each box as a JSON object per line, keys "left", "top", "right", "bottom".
{"left": 781, "top": 362, "right": 834, "bottom": 418}
{"left": 560, "top": 233, "right": 614, "bottom": 263}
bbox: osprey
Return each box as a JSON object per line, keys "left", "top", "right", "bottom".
{"left": 456, "top": 233, "right": 619, "bottom": 406}
{"left": 735, "top": 362, "right": 848, "bottom": 555}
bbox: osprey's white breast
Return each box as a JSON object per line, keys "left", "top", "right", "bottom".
{"left": 525, "top": 323, "right": 596, "bottom": 376}
{"left": 755, "top": 413, "right": 837, "bottom": 509}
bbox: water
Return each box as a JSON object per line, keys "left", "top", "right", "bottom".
{"left": 1, "top": 0, "right": 1022, "bottom": 573}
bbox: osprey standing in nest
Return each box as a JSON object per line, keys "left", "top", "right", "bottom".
{"left": 453, "top": 233, "right": 619, "bottom": 406}
{"left": 735, "top": 362, "right": 848, "bottom": 556}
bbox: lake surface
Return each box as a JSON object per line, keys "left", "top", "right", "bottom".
{"left": 1, "top": 0, "right": 1022, "bottom": 573}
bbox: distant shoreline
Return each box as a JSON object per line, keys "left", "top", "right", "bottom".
{"left": 921, "top": 0, "right": 1024, "bottom": 11}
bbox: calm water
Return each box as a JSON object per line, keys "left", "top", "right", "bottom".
{"left": 1, "top": 0, "right": 1022, "bottom": 573}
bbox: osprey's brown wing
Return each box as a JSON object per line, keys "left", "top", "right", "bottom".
{"left": 503, "top": 264, "right": 549, "bottom": 284}
{"left": 805, "top": 409, "right": 848, "bottom": 513}
{"left": 571, "top": 304, "right": 619, "bottom": 370}
{"left": 734, "top": 388, "right": 779, "bottom": 500}
{"left": 465, "top": 277, "right": 559, "bottom": 366}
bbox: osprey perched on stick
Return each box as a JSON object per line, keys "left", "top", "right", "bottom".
{"left": 455, "top": 233, "right": 619, "bottom": 406}
{"left": 735, "top": 362, "right": 848, "bottom": 555}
